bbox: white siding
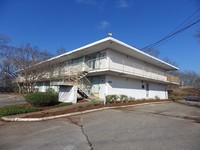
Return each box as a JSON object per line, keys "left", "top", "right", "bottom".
{"left": 35, "top": 81, "right": 59, "bottom": 93}
{"left": 105, "top": 75, "right": 146, "bottom": 99}
{"left": 106, "top": 49, "right": 167, "bottom": 82}
{"left": 149, "top": 83, "right": 168, "bottom": 99}
{"left": 105, "top": 75, "right": 168, "bottom": 99}
{"left": 98, "top": 77, "right": 106, "bottom": 100}
{"left": 59, "top": 86, "right": 77, "bottom": 103}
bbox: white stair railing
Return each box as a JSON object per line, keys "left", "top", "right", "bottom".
{"left": 77, "top": 76, "right": 94, "bottom": 98}
{"left": 58, "top": 61, "right": 94, "bottom": 98}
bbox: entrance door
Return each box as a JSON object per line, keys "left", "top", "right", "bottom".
{"left": 146, "top": 83, "right": 149, "bottom": 98}
{"left": 91, "top": 77, "right": 99, "bottom": 98}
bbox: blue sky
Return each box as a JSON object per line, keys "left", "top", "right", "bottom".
{"left": 0, "top": 0, "right": 200, "bottom": 73}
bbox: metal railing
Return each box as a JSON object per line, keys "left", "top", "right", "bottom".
{"left": 166, "top": 74, "right": 180, "bottom": 84}
{"left": 77, "top": 76, "right": 94, "bottom": 98}
{"left": 43, "top": 55, "right": 180, "bottom": 85}
{"left": 84, "top": 55, "right": 180, "bottom": 84}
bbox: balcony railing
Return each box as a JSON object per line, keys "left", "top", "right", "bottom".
{"left": 42, "top": 55, "right": 180, "bottom": 85}
{"left": 85, "top": 55, "right": 180, "bottom": 84}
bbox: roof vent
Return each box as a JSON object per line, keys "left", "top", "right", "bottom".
{"left": 107, "top": 32, "right": 112, "bottom": 37}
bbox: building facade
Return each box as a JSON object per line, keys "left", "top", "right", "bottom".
{"left": 35, "top": 37, "right": 180, "bottom": 103}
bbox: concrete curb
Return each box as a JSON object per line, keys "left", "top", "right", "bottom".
{"left": 1, "top": 101, "right": 171, "bottom": 122}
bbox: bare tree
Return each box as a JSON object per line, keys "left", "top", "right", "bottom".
{"left": 1, "top": 43, "right": 54, "bottom": 93}
{"left": 174, "top": 70, "right": 199, "bottom": 87}
{"left": 56, "top": 47, "right": 67, "bottom": 55}
{"left": 0, "top": 60, "right": 16, "bottom": 87}
{"left": 194, "top": 77, "right": 200, "bottom": 87}
{"left": 0, "top": 33, "right": 14, "bottom": 89}
{"left": 0, "top": 33, "right": 10, "bottom": 50}
{"left": 162, "top": 57, "right": 178, "bottom": 67}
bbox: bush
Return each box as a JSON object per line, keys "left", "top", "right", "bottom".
{"left": 90, "top": 99, "right": 98, "bottom": 106}
{"left": 25, "top": 92, "right": 58, "bottom": 107}
{"left": 46, "top": 88, "right": 55, "bottom": 93}
{"left": 120, "top": 95, "right": 128, "bottom": 102}
{"left": 154, "top": 95, "right": 160, "bottom": 100}
{"left": 128, "top": 96, "right": 135, "bottom": 102}
{"left": 0, "top": 104, "right": 40, "bottom": 117}
{"left": 106, "top": 95, "right": 118, "bottom": 103}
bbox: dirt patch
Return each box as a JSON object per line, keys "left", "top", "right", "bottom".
{"left": 24, "top": 104, "right": 104, "bottom": 118}
{"left": 23, "top": 100, "right": 170, "bottom": 118}
{"left": 172, "top": 88, "right": 200, "bottom": 96}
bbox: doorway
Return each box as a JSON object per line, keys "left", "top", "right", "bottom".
{"left": 146, "top": 83, "right": 149, "bottom": 98}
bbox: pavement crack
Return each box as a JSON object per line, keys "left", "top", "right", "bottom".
{"left": 68, "top": 117, "right": 94, "bottom": 150}
{"left": 139, "top": 111, "right": 200, "bottom": 123}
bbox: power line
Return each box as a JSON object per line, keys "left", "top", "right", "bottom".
{"left": 167, "top": 8, "right": 200, "bottom": 36}
{"left": 142, "top": 8, "right": 200, "bottom": 50}
{"left": 142, "top": 18, "right": 200, "bottom": 50}
{"left": 147, "top": 14, "right": 200, "bottom": 50}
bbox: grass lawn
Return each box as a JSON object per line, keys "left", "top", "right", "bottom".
{"left": 0, "top": 102, "right": 73, "bottom": 117}
{"left": 0, "top": 104, "right": 41, "bottom": 117}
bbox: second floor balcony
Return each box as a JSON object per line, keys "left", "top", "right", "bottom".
{"left": 84, "top": 55, "right": 180, "bottom": 84}
{"left": 47, "top": 55, "right": 180, "bottom": 85}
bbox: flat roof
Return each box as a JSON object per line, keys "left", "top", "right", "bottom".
{"left": 42, "top": 37, "right": 179, "bottom": 71}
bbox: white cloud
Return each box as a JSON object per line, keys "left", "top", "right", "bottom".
{"left": 75, "top": 0, "right": 97, "bottom": 5}
{"left": 116, "top": 0, "right": 129, "bottom": 8}
{"left": 98, "top": 21, "right": 110, "bottom": 29}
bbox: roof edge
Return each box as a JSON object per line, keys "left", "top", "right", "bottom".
{"left": 109, "top": 37, "right": 179, "bottom": 70}
{"left": 40, "top": 37, "right": 179, "bottom": 71}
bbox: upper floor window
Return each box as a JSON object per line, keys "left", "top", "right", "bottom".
{"left": 68, "top": 57, "right": 83, "bottom": 65}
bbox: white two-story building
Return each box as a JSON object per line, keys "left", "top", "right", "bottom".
{"left": 35, "top": 37, "right": 180, "bottom": 103}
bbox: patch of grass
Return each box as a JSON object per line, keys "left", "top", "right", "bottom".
{"left": 57, "top": 102, "right": 73, "bottom": 107}
{"left": 0, "top": 104, "right": 41, "bottom": 117}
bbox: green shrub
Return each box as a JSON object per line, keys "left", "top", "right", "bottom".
{"left": 106, "top": 95, "right": 118, "bottom": 103}
{"left": 25, "top": 92, "right": 58, "bottom": 107}
{"left": 0, "top": 104, "right": 40, "bottom": 116}
{"left": 128, "top": 96, "right": 135, "bottom": 102}
{"left": 154, "top": 95, "right": 160, "bottom": 100}
{"left": 120, "top": 95, "right": 128, "bottom": 102}
{"left": 46, "top": 88, "right": 55, "bottom": 93}
{"left": 90, "top": 99, "right": 99, "bottom": 106}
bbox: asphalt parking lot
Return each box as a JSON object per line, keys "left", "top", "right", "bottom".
{"left": 0, "top": 94, "right": 26, "bottom": 107}
{"left": 0, "top": 102, "right": 200, "bottom": 150}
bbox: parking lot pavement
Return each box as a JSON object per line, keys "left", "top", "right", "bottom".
{"left": 0, "top": 94, "right": 26, "bottom": 107}
{"left": 0, "top": 103, "right": 200, "bottom": 150}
